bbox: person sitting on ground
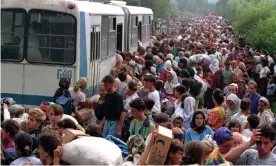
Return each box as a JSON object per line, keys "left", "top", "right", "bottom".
{"left": 225, "top": 125, "right": 276, "bottom": 165}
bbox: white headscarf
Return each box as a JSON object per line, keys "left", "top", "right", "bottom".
{"left": 183, "top": 96, "right": 195, "bottom": 119}
{"left": 164, "top": 60, "right": 172, "bottom": 71}
{"left": 164, "top": 70, "right": 180, "bottom": 95}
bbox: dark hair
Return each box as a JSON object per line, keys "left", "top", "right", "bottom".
{"left": 174, "top": 85, "right": 186, "bottom": 95}
{"left": 153, "top": 113, "right": 169, "bottom": 123}
{"left": 144, "top": 74, "right": 156, "bottom": 83}
{"left": 143, "top": 98, "right": 155, "bottom": 110}
{"left": 14, "top": 133, "right": 33, "bottom": 157}
{"left": 155, "top": 80, "right": 164, "bottom": 91}
{"left": 187, "top": 67, "right": 195, "bottom": 78}
{"left": 85, "top": 124, "right": 103, "bottom": 137}
{"left": 247, "top": 115, "right": 260, "bottom": 129}
{"left": 182, "top": 141, "right": 206, "bottom": 165}
{"left": 258, "top": 125, "right": 276, "bottom": 141}
{"left": 57, "top": 119, "right": 76, "bottom": 129}
{"left": 1, "top": 120, "right": 19, "bottom": 138}
{"left": 37, "top": 133, "right": 61, "bottom": 158}
{"left": 129, "top": 98, "right": 145, "bottom": 111}
{"left": 240, "top": 98, "right": 251, "bottom": 111}
{"left": 168, "top": 139, "right": 184, "bottom": 153}
{"left": 179, "top": 58, "right": 188, "bottom": 67}
{"left": 189, "top": 80, "right": 203, "bottom": 97}
{"left": 212, "top": 89, "right": 224, "bottom": 105}
{"left": 118, "top": 72, "right": 127, "bottom": 82}
{"left": 145, "top": 53, "right": 153, "bottom": 60}
{"left": 128, "top": 80, "right": 138, "bottom": 91}
{"left": 227, "top": 119, "right": 241, "bottom": 132}
{"left": 59, "top": 77, "right": 70, "bottom": 89}
{"left": 102, "top": 75, "right": 115, "bottom": 84}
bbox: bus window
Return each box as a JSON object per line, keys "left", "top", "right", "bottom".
{"left": 101, "top": 16, "right": 108, "bottom": 60}
{"left": 108, "top": 17, "right": 116, "bottom": 56}
{"left": 1, "top": 9, "right": 26, "bottom": 61}
{"left": 26, "top": 10, "right": 76, "bottom": 65}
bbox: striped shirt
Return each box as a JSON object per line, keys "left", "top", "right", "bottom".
{"left": 235, "top": 149, "right": 276, "bottom": 165}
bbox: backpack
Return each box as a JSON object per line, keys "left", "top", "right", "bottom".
{"left": 55, "top": 91, "right": 74, "bottom": 115}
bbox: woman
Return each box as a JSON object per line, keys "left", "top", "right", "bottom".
{"left": 228, "top": 61, "right": 246, "bottom": 98}
{"left": 182, "top": 141, "right": 208, "bottom": 165}
{"left": 206, "top": 127, "right": 233, "bottom": 165}
{"left": 225, "top": 93, "right": 240, "bottom": 125}
{"left": 53, "top": 77, "right": 71, "bottom": 102}
{"left": 164, "top": 70, "right": 180, "bottom": 96}
{"left": 10, "top": 133, "right": 42, "bottom": 165}
{"left": 1, "top": 120, "right": 20, "bottom": 159}
{"left": 208, "top": 89, "right": 225, "bottom": 131}
{"left": 257, "top": 97, "right": 274, "bottom": 127}
{"left": 69, "top": 77, "right": 87, "bottom": 107}
{"left": 94, "top": 84, "right": 106, "bottom": 124}
{"left": 231, "top": 98, "right": 251, "bottom": 132}
{"left": 173, "top": 85, "right": 186, "bottom": 110}
{"left": 185, "top": 111, "right": 214, "bottom": 145}
{"left": 37, "top": 133, "right": 61, "bottom": 165}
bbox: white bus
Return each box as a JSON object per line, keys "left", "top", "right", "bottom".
{"left": 1, "top": 0, "right": 153, "bottom": 107}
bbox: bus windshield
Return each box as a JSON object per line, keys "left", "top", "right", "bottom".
{"left": 1, "top": 9, "right": 26, "bottom": 61}
{"left": 1, "top": 9, "right": 77, "bottom": 65}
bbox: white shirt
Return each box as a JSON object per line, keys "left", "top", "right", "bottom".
{"left": 69, "top": 87, "right": 86, "bottom": 106}
{"left": 259, "top": 66, "right": 270, "bottom": 78}
{"left": 124, "top": 93, "right": 139, "bottom": 111}
{"left": 148, "top": 90, "right": 161, "bottom": 113}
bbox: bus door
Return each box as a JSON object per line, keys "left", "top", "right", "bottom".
{"left": 88, "top": 26, "right": 101, "bottom": 96}
{"left": 116, "top": 24, "right": 123, "bottom": 51}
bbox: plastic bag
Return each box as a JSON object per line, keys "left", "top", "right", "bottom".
{"left": 62, "top": 137, "right": 123, "bottom": 165}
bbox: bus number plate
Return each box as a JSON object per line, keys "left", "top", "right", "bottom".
{"left": 57, "top": 69, "right": 72, "bottom": 80}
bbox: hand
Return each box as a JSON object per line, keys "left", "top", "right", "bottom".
{"left": 249, "top": 129, "right": 261, "bottom": 146}
{"left": 148, "top": 130, "right": 158, "bottom": 147}
{"left": 53, "top": 146, "right": 63, "bottom": 165}
{"left": 116, "top": 127, "right": 122, "bottom": 138}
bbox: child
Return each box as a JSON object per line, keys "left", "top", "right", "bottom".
{"left": 41, "top": 104, "right": 63, "bottom": 134}
{"left": 227, "top": 119, "right": 241, "bottom": 133}
{"left": 129, "top": 98, "right": 155, "bottom": 139}
{"left": 26, "top": 108, "right": 46, "bottom": 138}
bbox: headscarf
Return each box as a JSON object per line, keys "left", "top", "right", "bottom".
{"left": 226, "top": 93, "right": 240, "bottom": 115}
{"left": 124, "top": 135, "right": 145, "bottom": 165}
{"left": 183, "top": 97, "right": 195, "bottom": 119}
{"left": 164, "top": 60, "right": 172, "bottom": 71}
{"left": 190, "top": 111, "right": 206, "bottom": 133}
{"left": 259, "top": 97, "right": 270, "bottom": 110}
{"left": 238, "top": 62, "right": 246, "bottom": 73}
{"left": 213, "top": 127, "right": 233, "bottom": 145}
{"left": 59, "top": 77, "right": 70, "bottom": 89}
{"left": 164, "top": 70, "right": 180, "bottom": 95}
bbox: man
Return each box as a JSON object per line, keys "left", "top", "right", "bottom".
{"left": 225, "top": 126, "right": 276, "bottom": 165}
{"left": 100, "top": 75, "right": 125, "bottom": 138}
{"left": 129, "top": 98, "right": 155, "bottom": 139}
{"left": 243, "top": 80, "right": 261, "bottom": 115}
{"left": 143, "top": 74, "right": 161, "bottom": 114}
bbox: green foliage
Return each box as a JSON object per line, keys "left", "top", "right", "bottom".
{"left": 245, "top": 15, "right": 276, "bottom": 54}
{"left": 216, "top": 0, "right": 276, "bottom": 54}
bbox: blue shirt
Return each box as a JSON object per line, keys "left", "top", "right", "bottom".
{"left": 243, "top": 93, "right": 261, "bottom": 115}
{"left": 185, "top": 126, "right": 214, "bottom": 145}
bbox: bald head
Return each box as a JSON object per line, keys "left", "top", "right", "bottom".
{"left": 232, "top": 132, "right": 243, "bottom": 147}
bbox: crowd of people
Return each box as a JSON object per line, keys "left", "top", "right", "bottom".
{"left": 1, "top": 14, "right": 276, "bottom": 165}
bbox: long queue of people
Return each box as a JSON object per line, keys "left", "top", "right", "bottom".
{"left": 1, "top": 14, "right": 276, "bottom": 165}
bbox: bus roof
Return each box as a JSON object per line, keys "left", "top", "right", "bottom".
{"left": 74, "top": 1, "right": 125, "bottom": 15}
{"left": 1, "top": 0, "right": 125, "bottom": 16}
{"left": 122, "top": 5, "right": 153, "bottom": 15}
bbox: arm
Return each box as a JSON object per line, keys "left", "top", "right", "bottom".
{"left": 224, "top": 129, "right": 260, "bottom": 163}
